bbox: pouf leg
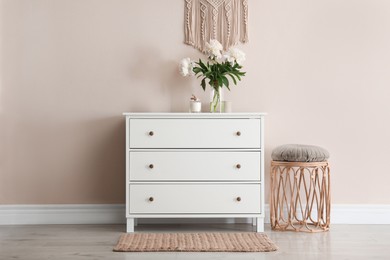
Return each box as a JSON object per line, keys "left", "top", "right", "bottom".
{"left": 270, "top": 161, "right": 331, "bottom": 232}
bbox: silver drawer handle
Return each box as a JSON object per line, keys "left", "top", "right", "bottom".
{"left": 148, "top": 131, "right": 154, "bottom": 136}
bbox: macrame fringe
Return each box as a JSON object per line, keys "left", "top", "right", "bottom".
{"left": 184, "top": 0, "right": 249, "bottom": 52}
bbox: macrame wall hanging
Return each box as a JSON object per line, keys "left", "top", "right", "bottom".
{"left": 184, "top": 0, "right": 249, "bottom": 52}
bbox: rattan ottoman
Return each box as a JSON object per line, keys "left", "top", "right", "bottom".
{"left": 270, "top": 144, "right": 331, "bottom": 232}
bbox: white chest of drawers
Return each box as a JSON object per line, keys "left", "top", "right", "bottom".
{"left": 123, "top": 113, "right": 266, "bottom": 232}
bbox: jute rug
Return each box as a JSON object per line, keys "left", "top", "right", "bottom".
{"left": 113, "top": 233, "right": 278, "bottom": 252}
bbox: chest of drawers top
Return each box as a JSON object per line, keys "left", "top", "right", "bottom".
{"left": 123, "top": 113, "right": 266, "bottom": 118}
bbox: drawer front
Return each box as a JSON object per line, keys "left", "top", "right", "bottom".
{"left": 129, "top": 119, "right": 261, "bottom": 148}
{"left": 129, "top": 184, "right": 261, "bottom": 214}
{"left": 130, "top": 152, "right": 261, "bottom": 181}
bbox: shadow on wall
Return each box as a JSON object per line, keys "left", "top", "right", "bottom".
{"left": 81, "top": 116, "right": 126, "bottom": 203}
{"left": 129, "top": 45, "right": 191, "bottom": 112}
{"left": 0, "top": 115, "right": 126, "bottom": 204}
{"left": 164, "top": 59, "right": 190, "bottom": 112}
{"left": 53, "top": 116, "right": 127, "bottom": 203}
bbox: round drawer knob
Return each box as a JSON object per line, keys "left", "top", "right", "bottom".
{"left": 149, "top": 164, "right": 154, "bottom": 169}
{"left": 236, "top": 131, "right": 241, "bottom": 136}
{"left": 236, "top": 197, "right": 242, "bottom": 202}
{"left": 149, "top": 131, "right": 154, "bottom": 136}
{"left": 149, "top": 197, "right": 154, "bottom": 202}
{"left": 236, "top": 164, "right": 241, "bottom": 169}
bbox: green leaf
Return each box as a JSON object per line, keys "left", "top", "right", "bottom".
{"left": 221, "top": 76, "right": 230, "bottom": 90}
{"left": 208, "top": 79, "right": 213, "bottom": 86}
{"left": 199, "top": 59, "right": 207, "bottom": 70}
{"left": 227, "top": 74, "right": 237, "bottom": 85}
{"left": 201, "top": 78, "right": 206, "bottom": 91}
{"left": 217, "top": 77, "right": 223, "bottom": 87}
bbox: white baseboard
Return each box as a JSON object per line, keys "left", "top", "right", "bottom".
{"left": 1, "top": 204, "right": 390, "bottom": 225}
{"left": 0, "top": 204, "right": 126, "bottom": 225}
{"left": 330, "top": 204, "right": 390, "bottom": 224}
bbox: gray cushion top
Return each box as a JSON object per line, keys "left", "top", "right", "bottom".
{"left": 271, "top": 144, "right": 330, "bottom": 162}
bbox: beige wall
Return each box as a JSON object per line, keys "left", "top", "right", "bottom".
{"left": 1, "top": 0, "right": 389, "bottom": 204}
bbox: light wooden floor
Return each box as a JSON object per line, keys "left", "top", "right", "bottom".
{"left": 1, "top": 224, "right": 390, "bottom": 259}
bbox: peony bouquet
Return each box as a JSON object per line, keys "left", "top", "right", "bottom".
{"left": 180, "top": 40, "right": 246, "bottom": 112}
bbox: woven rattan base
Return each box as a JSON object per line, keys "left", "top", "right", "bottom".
{"left": 270, "top": 161, "right": 331, "bottom": 232}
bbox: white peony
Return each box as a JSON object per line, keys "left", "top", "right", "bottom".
{"left": 179, "top": 57, "right": 194, "bottom": 77}
{"left": 224, "top": 47, "right": 246, "bottom": 65}
{"left": 205, "top": 39, "right": 223, "bottom": 59}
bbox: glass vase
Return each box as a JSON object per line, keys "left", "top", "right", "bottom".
{"left": 210, "top": 87, "right": 223, "bottom": 113}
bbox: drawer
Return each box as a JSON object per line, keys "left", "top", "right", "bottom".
{"left": 129, "top": 119, "right": 261, "bottom": 148}
{"left": 129, "top": 184, "right": 261, "bottom": 214}
{"left": 129, "top": 151, "right": 261, "bottom": 181}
